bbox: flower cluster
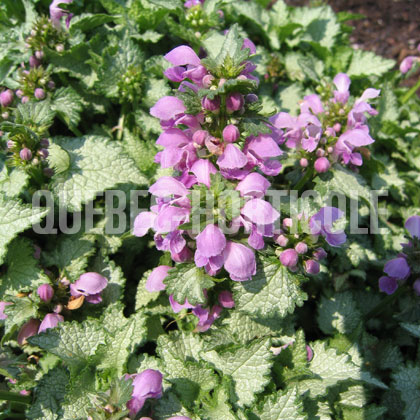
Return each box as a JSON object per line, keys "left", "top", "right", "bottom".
{"left": 272, "top": 73, "right": 379, "bottom": 174}
{"left": 275, "top": 206, "right": 347, "bottom": 274}
{"left": 0, "top": 272, "right": 108, "bottom": 345}
{"left": 379, "top": 215, "right": 420, "bottom": 295}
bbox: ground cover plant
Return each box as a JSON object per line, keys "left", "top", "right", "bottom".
{"left": 0, "top": 0, "right": 419, "bottom": 419}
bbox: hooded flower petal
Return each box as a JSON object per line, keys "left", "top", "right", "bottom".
{"left": 196, "top": 224, "right": 226, "bottom": 258}
{"left": 405, "top": 215, "right": 420, "bottom": 239}
{"left": 150, "top": 96, "right": 186, "bottom": 120}
{"left": 133, "top": 212, "right": 157, "bottom": 237}
{"left": 217, "top": 144, "right": 248, "bottom": 169}
{"left": 38, "top": 313, "right": 64, "bottom": 333}
{"left": 247, "top": 135, "right": 282, "bottom": 159}
{"left": 241, "top": 198, "right": 280, "bottom": 225}
{"left": 379, "top": 276, "right": 398, "bottom": 295}
{"left": 146, "top": 266, "right": 171, "bottom": 292}
{"left": 223, "top": 241, "right": 256, "bottom": 281}
{"left": 17, "top": 319, "right": 40, "bottom": 345}
{"left": 191, "top": 159, "right": 217, "bottom": 188}
{"left": 149, "top": 176, "right": 188, "bottom": 197}
{"left": 337, "top": 129, "right": 375, "bottom": 149}
{"left": 218, "top": 291, "right": 235, "bottom": 308}
{"left": 169, "top": 295, "right": 195, "bottom": 313}
{"left": 154, "top": 206, "right": 189, "bottom": 233}
{"left": 70, "top": 272, "right": 108, "bottom": 297}
{"left": 236, "top": 172, "right": 270, "bottom": 198}
{"left": 164, "top": 46, "right": 201, "bottom": 66}
{"left": 384, "top": 257, "right": 410, "bottom": 280}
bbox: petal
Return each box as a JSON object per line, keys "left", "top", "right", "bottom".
{"left": 217, "top": 144, "right": 248, "bottom": 169}
{"left": 150, "top": 96, "right": 186, "bottom": 120}
{"left": 155, "top": 206, "right": 189, "bottom": 233}
{"left": 164, "top": 66, "right": 186, "bottom": 82}
{"left": 325, "top": 231, "right": 347, "bottom": 247}
{"left": 160, "top": 147, "right": 184, "bottom": 168}
{"left": 38, "top": 313, "right": 64, "bottom": 333}
{"left": 169, "top": 295, "right": 195, "bottom": 313}
{"left": 133, "top": 212, "right": 157, "bottom": 237}
{"left": 300, "top": 94, "right": 324, "bottom": 114}
{"left": 73, "top": 272, "right": 108, "bottom": 295}
{"left": 405, "top": 215, "right": 420, "bottom": 239}
{"left": 358, "top": 88, "right": 380, "bottom": 102}
{"left": 149, "top": 176, "right": 188, "bottom": 197}
{"left": 241, "top": 198, "right": 280, "bottom": 225}
{"left": 223, "top": 241, "right": 256, "bottom": 282}
{"left": 190, "top": 159, "right": 217, "bottom": 188}
{"left": 384, "top": 257, "right": 411, "bottom": 280}
{"left": 132, "top": 369, "right": 163, "bottom": 399}
{"left": 338, "top": 129, "right": 375, "bottom": 147}
{"left": 333, "top": 73, "right": 351, "bottom": 92}
{"left": 236, "top": 172, "right": 270, "bottom": 198}
{"left": 196, "top": 224, "right": 226, "bottom": 258}
{"left": 248, "top": 226, "right": 265, "bottom": 249}
{"left": 164, "top": 46, "right": 201, "bottom": 66}
{"left": 146, "top": 266, "right": 171, "bottom": 292}
{"left": 247, "top": 134, "right": 282, "bottom": 159}
{"left": 378, "top": 276, "right": 398, "bottom": 295}
{"left": 218, "top": 291, "right": 235, "bottom": 308}
{"left": 156, "top": 128, "right": 190, "bottom": 147}
{"left": 259, "top": 159, "right": 282, "bottom": 176}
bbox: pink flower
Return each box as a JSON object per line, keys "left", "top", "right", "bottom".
{"left": 70, "top": 272, "right": 108, "bottom": 304}
{"left": 314, "top": 157, "right": 330, "bottom": 173}
{"left": 17, "top": 319, "right": 41, "bottom": 345}
{"left": 49, "top": 0, "right": 73, "bottom": 29}
{"left": 37, "top": 284, "right": 54, "bottom": 302}
{"left": 405, "top": 215, "right": 420, "bottom": 239}
{"left": 309, "top": 207, "right": 346, "bottom": 247}
{"left": 222, "top": 241, "right": 256, "bottom": 281}
{"left": 0, "top": 89, "right": 13, "bottom": 107}
{"left": 39, "top": 313, "right": 64, "bottom": 333}
{"left": 333, "top": 73, "right": 351, "bottom": 104}
{"left": 0, "top": 301, "right": 11, "bottom": 320}
{"left": 218, "top": 291, "right": 235, "bottom": 308}
{"left": 280, "top": 249, "right": 298, "bottom": 268}
{"left": 192, "top": 305, "right": 222, "bottom": 332}
{"left": 146, "top": 266, "right": 171, "bottom": 292}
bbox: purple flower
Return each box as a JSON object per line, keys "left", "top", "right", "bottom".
{"left": 313, "top": 247, "right": 327, "bottom": 260}
{"left": 70, "top": 272, "right": 108, "bottom": 304}
{"left": 384, "top": 257, "right": 410, "bottom": 280}
{"left": 400, "top": 56, "right": 418, "bottom": 74}
{"left": 29, "top": 56, "right": 41, "bottom": 68}
{"left": 150, "top": 96, "right": 186, "bottom": 123}
{"left": 280, "top": 249, "right": 298, "bottom": 268}
{"left": 218, "top": 291, "right": 235, "bottom": 308}
{"left": 244, "top": 134, "right": 282, "bottom": 176}
{"left": 37, "top": 284, "right": 54, "bottom": 302}
{"left": 38, "top": 313, "right": 64, "bottom": 333}
{"left": 169, "top": 295, "right": 195, "bottom": 313}
{"left": 309, "top": 207, "right": 346, "bottom": 247}
{"left": 304, "top": 259, "right": 320, "bottom": 274}
{"left": 168, "top": 417, "right": 192, "bottom": 420}
{"left": 333, "top": 73, "right": 351, "bottom": 104}
{"left": 314, "top": 157, "right": 330, "bottom": 173}
{"left": 306, "top": 345, "right": 313, "bottom": 361}
{"left": 226, "top": 93, "right": 244, "bottom": 113}
{"left": 49, "top": 0, "right": 74, "bottom": 29}
{"left": 295, "top": 242, "right": 308, "bottom": 255}
{"left": 236, "top": 172, "right": 270, "bottom": 198}
{"left": 192, "top": 305, "right": 222, "bottom": 332}
{"left": 20, "top": 148, "right": 32, "bottom": 161}
{"left": 146, "top": 266, "right": 171, "bottom": 292}
{"left": 17, "top": 319, "right": 40, "bottom": 346}
{"left": 196, "top": 224, "right": 226, "bottom": 258}
{"left": 202, "top": 95, "right": 221, "bottom": 112}
{"left": 0, "top": 301, "right": 11, "bottom": 320}
{"left": 300, "top": 94, "right": 324, "bottom": 115}
{"left": 217, "top": 144, "right": 248, "bottom": 169}
{"left": 164, "top": 45, "right": 201, "bottom": 67}
{"left": 0, "top": 89, "right": 13, "bottom": 107}
{"left": 223, "top": 241, "right": 256, "bottom": 281}
{"left": 133, "top": 211, "right": 157, "bottom": 237}
{"left": 242, "top": 38, "right": 257, "bottom": 54}
{"left": 241, "top": 198, "right": 280, "bottom": 225}
{"left": 223, "top": 124, "right": 240, "bottom": 143}
{"left": 405, "top": 215, "right": 420, "bottom": 239}
{"left": 126, "top": 369, "right": 163, "bottom": 416}
{"left": 378, "top": 276, "right": 398, "bottom": 295}
{"left": 149, "top": 176, "right": 189, "bottom": 198}
{"left": 34, "top": 88, "right": 45, "bottom": 100}
{"left": 191, "top": 159, "right": 217, "bottom": 188}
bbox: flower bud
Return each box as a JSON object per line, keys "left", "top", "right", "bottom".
{"left": 37, "top": 284, "right": 54, "bottom": 302}
{"left": 29, "top": 56, "right": 40, "bottom": 68}
{"left": 300, "top": 158, "right": 308, "bottom": 168}
{"left": 325, "top": 127, "right": 335, "bottom": 137}
{"left": 218, "top": 290, "right": 235, "bottom": 308}
{"left": 56, "top": 44, "right": 64, "bottom": 53}
{"left": 34, "top": 88, "right": 45, "bottom": 100}
{"left": 202, "top": 74, "right": 214, "bottom": 88}
{"left": 16, "top": 89, "right": 23, "bottom": 98}
{"left": 40, "top": 138, "right": 50, "bottom": 148}
{"left": 0, "top": 90, "right": 13, "bottom": 107}
{"left": 305, "top": 259, "right": 320, "bottom": 274}
{"left": 48, "top": 80, "right": 56, "bottom": 90}
{"left": 0, "top": 301, "right": 11, "bottom": 320}
{"left": 280, "top": 249, "right": 299, "bottom": 268}
{"left": 22, "top": 96, "right": 29, "bottom": 104}
{"left": 327, "top": 146, "right": 334, "bottom": 154}
{"left": 39, "top": 148, "right": 49, "bottom": 159}
{"left": 275, "top": 234, "right": 288, "bottom": 247}
{"left": 2, "top": 112, "right": 9, "bottom": 119}
{"left": 35, "top": 50, "right": 44, "bottom": 60}
{"left": 316, "top": 148, "right": 325, "bottom": 157}
{"left": 313, "top": 247, "right": 327, "bottom": 260}
{"left": 17, "top": 319, "right": 40, "bottom": 346}
{"left": 226, "top": 93, "right": 244, "bottom": 113}
{"left": 54, "top": 304, "right": 64, "bottom": 313}
{"left": 20, "top": 148, "right": 32, "bottom": 161}
{"left": 295, "top": 242, "right": 308, "bottom": 255}
{"left": 43, "top": 168, "right": 54, "bottom": 177}
{"left": 192, "top": 129, "right": 208, "bottom": 146}
{"left": 306, "top": 345, "right": 313, "bottom": 361}
{"left": 202, "top": 95, "right": 220, "bottom": 112}
{"left": 222, "top": 124, "right": 240, "bottom": 143}
{"left": 7, "top": 140, "right": 15, "bottom": 149}
{"left": 314, "top": 157, "right": 330, "bottom": 173}
{"left": 245, "top": 93, "right": 258, "bottom": 103}
{"left": 282, "top": 218, "right": 293, "bottom": 228}
{"left": 333, "top": 123, "right": 341, "bottom": 132}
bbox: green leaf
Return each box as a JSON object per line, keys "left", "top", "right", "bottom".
{"left": 400, "top": 322, "right": 420, "bottom": 338}
{"left": 26, "top": 367, "right": 68, "bottom": 420}
{"left": 164, "top": 263, "right": 215, "bottom": 306}
{"left": 232, "top": 256, "right": 307, "bottom": 319}
{"left": 15, "top": 100, "right": 56, "bottom": 130}
{"left": 392, "top": 363, "right": 420, "bottom": 420}
{"left": 200, "top": 385, "right": 238, "bottom": 420}
{"left": 49, "top": 135, "right": 147, "bottom": 211}
{"left": 202, "top": 338, "right": 273, "bottom": 407}
{"left": 0, "top": 163, "right": 28, "bottom": 197}
{"left": 0, "top": 194, "right": 49, "bottom": 264}
{"left": 250, "top": 387, "right": 307, "bottom": 420}
{"left": 347, "top": 49, "right": 395, "bottom": 77}
{"left": 47, "top": 144, "right": 71, "bottom": 175}
{"left": 3, "top": 296, "right": 38, "bottom": 337}
{"left": 51, "top": 87, "right": 83, "bottom": 129}
{"left": 317, "top": 291, "right": 362, "bottom": 335}
{"left": 135, "top": 269, "right": 161, "bottom": 310}
{"left": 0, "top": 237, "right": 48, "bottom": 297}
{"left": 28, "top": 320, "right": 107, "bottom": 371}
{"left": 69, "top": 13, "right": 116, "bottom": 32}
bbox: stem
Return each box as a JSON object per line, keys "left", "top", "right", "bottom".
{"left": 294, "top": 167, "right": 314, "bottom": 192}
{"left": 364, "top": 285, "right": 405, "bottom": 320}
{"left": 0, "top": 391, "right": 31, "bottom": 404}
{"left": 401, "top": 77, "right": 420, "bottom": 104}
